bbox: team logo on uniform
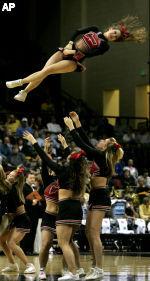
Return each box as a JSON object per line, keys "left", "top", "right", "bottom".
{"left": 83, "top": 32, "right": 101, "bottom": 49}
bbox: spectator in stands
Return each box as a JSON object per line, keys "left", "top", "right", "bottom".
{"left": 9, "top": 145, "right": 26, "bottom": 167}
{"left": 139, "top": 197, "right": 150, "bottom": 221}
{"left": 30, "top": 116, "right": 46, "bottom": 132}
{"left": 46, "top": 116, "right": 62, "bottom": 134}
{"left": 125, "top": 196, "right": 138, "bottom": 219}
{"left": 33, "top": 130, "right": 44, "bottom": 147}
{"left": 17, "top": 137, "right": 35, "bottom": 158}
{"left": 142, "top": 169, "right": 150, "bottom": 188}
{"left": 16, "top": 118, "right": 33, "bottom": 138}
{"left": 136, "top": 176, "right": 150, "bottom": 204}
{"left": 0, "top": 136, "right": 12, "bottom": 160}
{"left": 136, "top": 127, "right": 150, "bottom": 144}
{"left": 5, "top": 114, "right": 21, "bottom": 134}
{"left": 121, "top": 169, "right": 136, "bottom": 190}
{"left": 123, "top": 159, "right": 138, "bottom": 182}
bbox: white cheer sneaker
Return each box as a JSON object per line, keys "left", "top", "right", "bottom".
{"left": 14, "top": 90, "right": 28, "bottom": 102}
{"left": 58, "top": 272, "right": 79, "bottom": 281}
{"left": 85, "top": 267, "right": 103, "bottom": 280}
{"left": 6, "top": 79, "right": 23, "bottom": 88}
{"left": 24, "top": 263, "right": 36, "bottom": 274}
{"left": 76, "top": 267, "right": 86, "bottom": 277}
{"left": 1, "top": 263, "right": 19, "bottom": 272}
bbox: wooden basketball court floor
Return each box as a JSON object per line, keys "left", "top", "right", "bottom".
{"left": 0, "top": 253, "right": 150, "bottom": 281}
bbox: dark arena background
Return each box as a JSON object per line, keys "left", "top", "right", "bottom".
{"left": 0, "top": 0, "right": 150, "bottom": 281}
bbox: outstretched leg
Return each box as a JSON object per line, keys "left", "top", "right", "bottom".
{"left": 13, "top": 59, "right": 77, "bottom": 102}
{"left": 23, "top": 50, "right": 65, "bottom": 94}
{"left": 6, "top": 51, "right": 76, "bottom": 89}
{"left": 7, "top": 50, "right": 77, "bottom": 101}
{"left": 22, "top": 59, "right": 77, "bottom": 84}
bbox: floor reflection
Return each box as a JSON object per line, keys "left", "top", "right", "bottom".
{"left": 0, "top": 274, "right": 149, "bottom": 281}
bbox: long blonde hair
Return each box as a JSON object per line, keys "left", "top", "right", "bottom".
{"left": 0, "top": 165, "right": 12, "bottom": 193}
{"left": 106, "top": 143, "right": 124, "bottom": 176}
{"left": 110, "top": 15, "right": 147, "bottom": 43}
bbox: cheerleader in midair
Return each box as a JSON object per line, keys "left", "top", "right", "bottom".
{"left": 6, "top": 16, "right": 147, "bottom": 102}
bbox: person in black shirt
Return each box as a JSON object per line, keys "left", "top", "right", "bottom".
{"left": 6, "top": 16, "right": 146, "bottom": 102}
{"left": 64, "top": 112, "right": 124, "bottom": 280}
{"left": 23, "top": 130, "right": 87, "bottom": 281}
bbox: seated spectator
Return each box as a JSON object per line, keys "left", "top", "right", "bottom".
{"left": 46, "top": 116, "right": 62, "bottom": 134}
{"left": 5, "top": 114, "right": 21, "bottom": 134}
{"left": 30, "top": 116, "right": 46, "bottom": 132}
{"left": 0, "top": 136, "right": 12, "bottom": 160}
{"left": 137, "top": 128, "right": 150, "bottom": 144}
{"left": 121, "top": 169, "right": 136, "bottom": 190}
{"left": 125, "top": 196, "right": 138, "bottom": 219}
{"left": 17, "top": 137, "right": 36, "bottom": 158}
{"left": 108, "top": 174, "right": 122, "bottom": 195}
{"left": 123, "top": 159, "right": 138, "bottom": 182}
{"left": 16, "top": 117, "right": 33, "bottom": 138}
{"left": 33, "top": 130, "right": 44, "bottom": 147}
{"left": 136, "top": 176, "right": 150, "bottom": 204}
{"left": 143, "top": 169, "right": 150, "bottom": 188}
{"left": 139, "top": 197, "right": 150, "bottom": 221}
{"left": 9, "top": 144, "right": 26, "bottom": 167}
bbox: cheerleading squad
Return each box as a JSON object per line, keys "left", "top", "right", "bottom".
{"left": 0, "top": 111, "right": 123, "bottom": 281}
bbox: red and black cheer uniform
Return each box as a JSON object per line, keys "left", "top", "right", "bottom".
{"left": 70, "top": 127, "right": 111, "bottom": 212}
{"left": 33, "top": 143, "right": 83, "bottom": 226}
{"left": 41, "top": 161, "right": 59, "bottom": 234}
{"left": 7, "top": 185, "right": 31, "bottom": 233}
{"left": 60, "top": 26, "right": 110, "bottom": 72}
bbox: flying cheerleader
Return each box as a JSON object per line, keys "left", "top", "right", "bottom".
{"left": 6, "top": 16, "right": 147, "bottom": 102}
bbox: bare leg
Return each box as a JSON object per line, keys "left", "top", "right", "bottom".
{"left": 39, "top": 230, "right": 53, "bottom": 268}
{"left": 56, "top": 225, "right": 77, "bottom": 274}
{"left": 13, "top": 52, "right": 77, "bottom": 101}
{"left": 22, "top": 60, "right": 77, "bottom": 84}
{"left": 85, "top": 211, "right": 96, "bottom": 266}
{"left": 24, "top": 51, "right": 64, "bottom": 94}
{"left": 7, "top": 229, "right": 28, "bottom": 265}
{"left": 24, "top": 79, "right": 44, "bottom": 94}
{"left": 87, "top": 211, "right": 105, "bottom": 269}
{"left": 0, "top": 231, "right": 16, "bottom": 264}
{"left": 70, "top": 226, "right": 80, "bottom": 269}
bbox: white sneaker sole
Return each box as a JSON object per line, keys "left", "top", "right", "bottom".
{"left": 24, "top": 270, "right": 36, "bottom": 274}
{"left": 14, "top": 91, "right": 27, "bottom": 102}
{"left": 6, "top": 79, "right": 22, "bottom": 89}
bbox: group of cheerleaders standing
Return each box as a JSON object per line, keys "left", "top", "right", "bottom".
{"left": 0, "top": 111, "right": 123, "bottom": 280}
{"left": 1, "top": 15, "right": 147, "bottom": 281}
